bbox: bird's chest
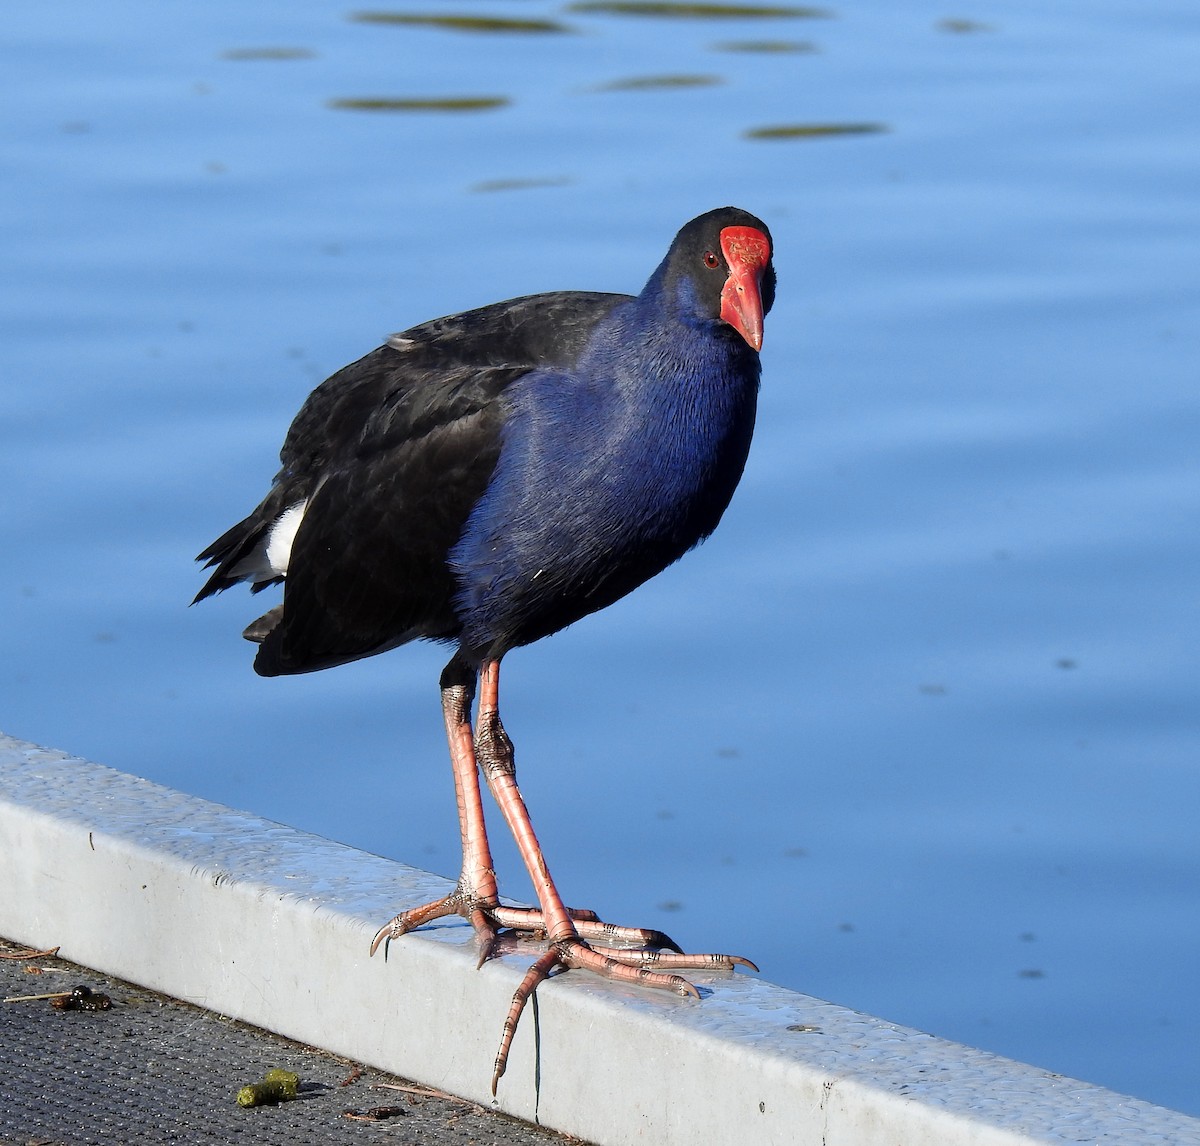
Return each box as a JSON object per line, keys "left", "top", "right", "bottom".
{"left": 448, "top": 362, "right": 756, "bottom": 653}
{"left": 519, "top": 364, "right": 749, "bottom": 544}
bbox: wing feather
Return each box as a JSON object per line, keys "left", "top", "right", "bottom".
{"left": 195, "top": 290, "right": 631, "bottom": 675}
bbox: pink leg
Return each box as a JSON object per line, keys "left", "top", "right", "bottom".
{"left": 371, "top": 656, "right": 681, "bottom": 957}
{"left": 370, "top": 655, "right": 756, "bottom": 1093}
{"left": 370, "top": 662, "right": 504, "bottom": 959}
{"left": 473, "top": 660, "right": 756, "bottom": 1093}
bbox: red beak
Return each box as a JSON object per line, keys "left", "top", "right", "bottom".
{"left": 718, "top": 225, "right": 771, "bottom": 351}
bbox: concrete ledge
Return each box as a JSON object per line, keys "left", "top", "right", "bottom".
{"left": 1, "top": 731, "right": 1197, "bottom": 1146}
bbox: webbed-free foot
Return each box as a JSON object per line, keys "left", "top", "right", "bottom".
{"left": 370, "top": 896, "right": 687, "bottom": 963}
{"left": 490, "top": 934, "right": 756, "bottom": 1093}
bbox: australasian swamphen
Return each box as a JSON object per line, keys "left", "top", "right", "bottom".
{"left": 195, "top": 206, "right": 775, "bottom": 1090}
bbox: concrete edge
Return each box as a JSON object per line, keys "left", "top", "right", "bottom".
{"left": 1, "top": 731, "right": 1197, "bottom": 1146}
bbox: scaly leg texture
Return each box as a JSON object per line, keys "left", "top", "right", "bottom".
{"left": 369, "top": 658, "right": 675, "bottom": 961}
{"left": 474, "top": 659, "right": 756, "bottom": 1093}
{"left": 370, "top": 655, "right": 683, "bottom": 957}
{"left": 371, "top": 655, "right": 756, "bottom": 1093}
{"left": 370, "top": 659, "right": 504, "bottom": 959}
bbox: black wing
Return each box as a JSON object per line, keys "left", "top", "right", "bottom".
{"left": 195, "top": 290, "right": 630, "bottom": 676}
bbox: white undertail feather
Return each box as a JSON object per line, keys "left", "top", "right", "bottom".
{"left": 228, "top": 499, "right": 308, "bottom": 583}
{"left": 265, "top": 500, "right": 307, "bottom": 576}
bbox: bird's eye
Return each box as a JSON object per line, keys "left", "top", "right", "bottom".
{"left": 703, "top": 250, "right": 721, "bottom": 270}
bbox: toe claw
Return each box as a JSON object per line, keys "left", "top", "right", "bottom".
{"left": 369, "top": 916, "right": 407, "bottom": 957}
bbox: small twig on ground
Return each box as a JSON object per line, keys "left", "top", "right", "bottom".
{"left": 371, "top": 1081, "right": 461, "bottom": 1101}
{"left": 0, "top": 945, "right": 60, "bottom": 961}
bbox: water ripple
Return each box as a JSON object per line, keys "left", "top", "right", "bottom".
{"left": 744, "top": 121, "right": 887, "bottom": 139}
{"left": 595, "top": 74, "right": 724, "bottom": 91}
{"left": 220, "top": 47, "right": 317, "bottom": 60}
{"left": 570, "top": 1, "right": 829, "bottom": 20}
{"left": 714, "top": 39, "right": 818, "bottom": 52}
{"left": 328, "top": 95, "right": 510, "bottom": 113}
{"left": 350, "top": 11, "right": 573, "bottom": 34}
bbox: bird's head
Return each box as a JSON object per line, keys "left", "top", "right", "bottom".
{"left": 656, "top": 207, "right": 776, "bottom": 352}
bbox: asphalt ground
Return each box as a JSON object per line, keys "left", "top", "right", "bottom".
{"left": 0, "top": 936, "right": 583, "bottom": 1146}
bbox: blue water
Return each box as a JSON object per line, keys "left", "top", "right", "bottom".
{"left": 4, "top": 0, "right": 1198, "bottom": 1117}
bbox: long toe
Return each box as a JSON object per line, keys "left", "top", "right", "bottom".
{"left": 571, "top": 918, "right": 684, "bottom": 954}
{"left": 600, "top": 947, "right": 758, "bottom": 973}
{"left": 491, "top": 933, "right": 757, "bottom": 1091}
{"left": 486, "top": 904, "right": 681, "bottom": 952}
{"left": 370, "top": 889, "right": 500, "bottom": 957}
